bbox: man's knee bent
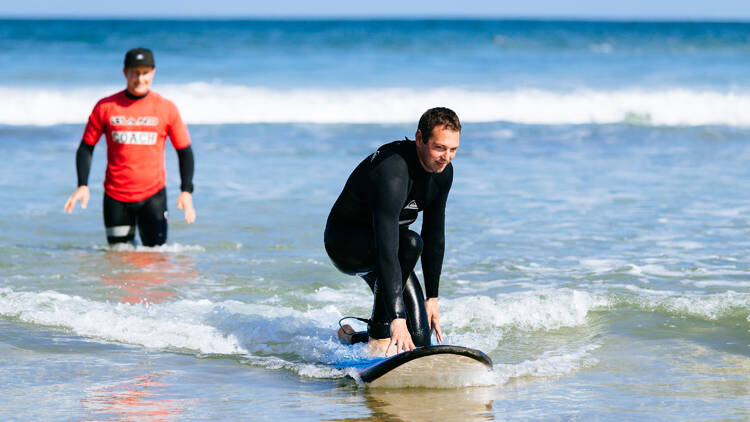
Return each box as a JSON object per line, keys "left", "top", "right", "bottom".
{"left": 398, "top": 229, "right": 423, "bottom": 265}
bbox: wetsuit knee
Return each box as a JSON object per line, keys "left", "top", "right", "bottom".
{"left": 398, "top": 229, "right": 423, "bottom": 271}
{"left": 106, "top": 226, "right": 136, "bottom": 245}
{"left": 103, "top": 193, "right": 136, "bottom": 245}
{"left": 366, "top": 271, "right": 431, "bottom": 346}
{"left": 138, "top": 188, "right": 168, "bottom": 247}
{"left": 403, "top": 272, "right": 431, "bottom": 347}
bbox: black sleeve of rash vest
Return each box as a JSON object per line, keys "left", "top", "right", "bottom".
{"left": 76, "top": 140, "right": 94, "bottom": 187}
{"left": 420, "top": 165, "right": 453, "bottom": 298}
{"left": 176, "top": 145, "right": 194, "bottom": 193}
{"left": 368, "top": 155, "right": 410, "bottom": 322}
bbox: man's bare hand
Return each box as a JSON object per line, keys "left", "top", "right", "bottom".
{"left": 425, "top": 297, "right": 443, "bottom": 344}
{"left": 177, "top": 191, "right": 196, "bottom": 224}
{"left": 64, "top": 186, "right": 90, "bottom": 214}
{"left": 386, "top": 318, "right": 416, "bottom": 357}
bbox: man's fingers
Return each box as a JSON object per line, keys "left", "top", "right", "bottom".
{"left": 81, "top": 196, "right": 88, "bottom": 209}
{"left": 64, "top": 195, "right": 80, "bottom": 213}
{"left": 185, "top": 209, "right": 196, "bottom": 224}
{"left": 405, "top": 337, "right": 415, "bottom": 351}
{"left": 386, "top": 337, "right": 397, "bottom": 357}
{"left": 433, "top": 321, "right": 444, "bottom": 344}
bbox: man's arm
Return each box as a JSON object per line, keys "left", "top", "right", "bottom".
{"left": 64, "top": 140, "right": 94, "bottom": 213}
{"left": 369, "top": 157, "right": 409, "bottom": 321}
{"left": 176, "top": 145, "right": 196, "bottom": 224}
{"left": 176, "top": 145, "right": 194, "bottom": 193}
{"left": 76, "top": 140, "right": 94, "bottom": 187}
{"left": 166, "top": 99, "right": 195, "bottom": 224}
{"left": 420, "top": 166, "right": 453, "bottom": 343}
{"left": 370, "top": 156, "right": 418, "bottom": 354}
{"left": 421, "top": 172, "right": 452, "bottom": 298}
{"left": 421, "top": 200, "right": 446, "bottom": 342}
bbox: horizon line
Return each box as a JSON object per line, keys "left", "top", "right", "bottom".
{"left": 1, "top": 14, "right": 749, "bottom": 23}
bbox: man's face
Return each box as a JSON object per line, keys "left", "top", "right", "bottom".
{"left": 415, "top": 124, "right": 460, "bottom": 173}
{"left": 123, "top": 66, "right": 155, "bottom": 96}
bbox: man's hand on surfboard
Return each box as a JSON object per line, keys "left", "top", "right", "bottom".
{"left": 386, "top": 318, "right": 416, "bottom": 356}
{"left": 425, "top": 298, "right": 443, "bottom": 343}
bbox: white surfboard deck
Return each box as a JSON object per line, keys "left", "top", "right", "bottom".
{"left": 355, "top": 345, "right": 493, "bottom": 388}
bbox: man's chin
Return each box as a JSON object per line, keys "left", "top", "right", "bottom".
{"left": 433, "top": 163, "right": 448, "bottom": 173}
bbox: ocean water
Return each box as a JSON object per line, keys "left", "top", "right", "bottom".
{"left": 1, "top": 19, "right": 749, "bottom": 420}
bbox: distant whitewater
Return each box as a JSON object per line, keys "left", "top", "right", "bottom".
{"left": 2, "top": 84, "right": 749, "bottom": 126}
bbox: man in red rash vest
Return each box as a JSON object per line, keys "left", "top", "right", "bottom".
{"left": 64, "top": 48, "right": 196, "bottom": 246}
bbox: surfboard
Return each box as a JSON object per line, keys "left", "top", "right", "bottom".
{"left": 344, "top": 345, "right": 493, "bottom": 388}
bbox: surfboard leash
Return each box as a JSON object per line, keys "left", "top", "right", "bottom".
{"left": 338, "top": 316, "right": 371, "bottom": 335}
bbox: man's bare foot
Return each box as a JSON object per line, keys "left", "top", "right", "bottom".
{"left": 367, "top": 337, "right": 391, "bottom": 357}
{"left": 337, "top": 324, "right": 355, "bottom": 344}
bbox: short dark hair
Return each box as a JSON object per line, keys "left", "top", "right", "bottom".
{"left": 417, "top": 107, "right": 461, "bottom": 143}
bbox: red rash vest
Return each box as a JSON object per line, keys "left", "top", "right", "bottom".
{"left": 82, "top": 90, "right": 191, "bottom": 202}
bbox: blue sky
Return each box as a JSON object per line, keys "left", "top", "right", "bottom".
{"left": 2, "top": 0, "right": 749, "bottom": 19}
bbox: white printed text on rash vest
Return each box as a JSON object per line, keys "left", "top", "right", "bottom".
{"left": 112, "top": 131, "right": 158, "bottom": 145}
{"left": 110, "top": 116, "right": 159, "bottom": 125}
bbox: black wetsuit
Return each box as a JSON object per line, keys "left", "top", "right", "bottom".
{"left": 324, "top": 139, "right": 452, "bottom": 346}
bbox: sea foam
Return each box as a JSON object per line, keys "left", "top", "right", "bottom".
{"left": 2, "top": 84, "right": 749, "bottom": 126}
{"left": 441, "top": 289, "right": 610, "bottom": 333}
{"left": 0, "top": 288, "right": 245, "bottom": 355}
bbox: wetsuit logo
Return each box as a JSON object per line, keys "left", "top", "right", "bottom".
{"left": 112, "top": 131, "right": 158, "bottom": 145}
{"left": 404, "top": 200, "right": 419, "bottom": 210}
{"left": 111, "top": 116, "right": 159, "bottom": 126}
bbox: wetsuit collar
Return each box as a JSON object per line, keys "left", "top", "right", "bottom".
{"left": 124, "top": 90, "right": 149, "bottom": 100}
{"left": 408, "top": 139, "right": 433, "bottom": 177}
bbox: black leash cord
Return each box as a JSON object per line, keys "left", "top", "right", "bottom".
{"left": 338, "top": 316, "right": 371, "bottom": 335}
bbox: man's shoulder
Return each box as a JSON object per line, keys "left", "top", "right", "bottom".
{"left": 93, "top": 90, "right": 126, "bottom": 108}
{"left": 146, "top": 91, "right": 180, "bottom": 114}
{"left": 371, "top": 139, "right": 412, "bottom": 166}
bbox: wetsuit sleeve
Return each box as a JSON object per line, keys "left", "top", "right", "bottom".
{"left": 421, "top": 166, "right": 453, "bottom": 298}
{"left": 75, "top": 140, "right": 95, "bottom": 187}
{"left": 369, "top": 156, "right": 410, "bottom": 321}
{"left": 176, "top": 145, "right": 194, "bottom": 193}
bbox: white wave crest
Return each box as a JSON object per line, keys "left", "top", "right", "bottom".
{"left": 0, "top": 288, "right": 359, "bottom": 379}
{"left": 441, "top": 289, "right": 610, "bottom": 333}
{"left": 2, "top": 84, "right": 749, "bottom": 126}
{"left": 0, "top": 289, "right": 245, "bottom": 355}
{"left": 630, "top": 291, "right": 750, "bottom": 321}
